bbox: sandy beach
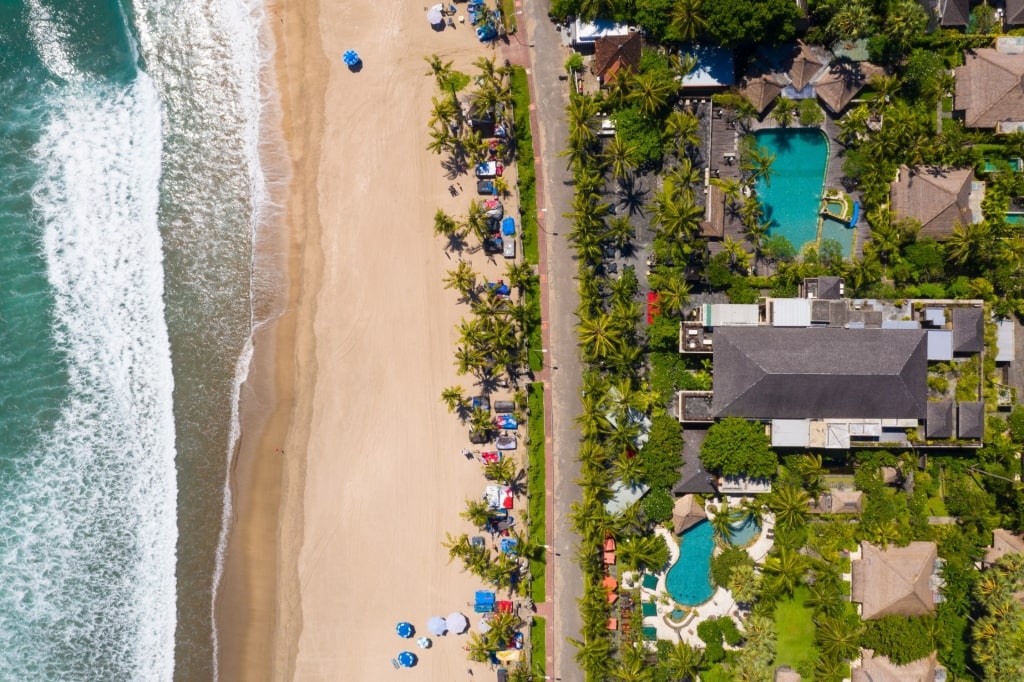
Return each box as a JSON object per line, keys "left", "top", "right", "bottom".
{"left": 215, "top": 0, "right": 519, "bottom": 679}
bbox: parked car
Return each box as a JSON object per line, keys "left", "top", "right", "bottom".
{"left": 477, "top": 179, "right": 496, "bottom": 195}
{"left": 502, "top": 237, "right": 516, "bottom": 259}
{"left": 483, "top": 237, "right": 503, "bottom": 255}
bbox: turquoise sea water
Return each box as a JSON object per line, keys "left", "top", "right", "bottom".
{"left": 754, "top": 128, "right": 829, "bottom": 254}
{"left": 0, "top": 0, "right": 281, "bottom": 678}
{"left": 666, "top": 521, "right": 715, "bottom": 606}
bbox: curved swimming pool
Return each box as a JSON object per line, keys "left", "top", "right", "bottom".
{"left": 665, "top": 520, "right": 715, "bottom": 606}
{"left": 726, "top": 515, "right": 761, "bottom": 546}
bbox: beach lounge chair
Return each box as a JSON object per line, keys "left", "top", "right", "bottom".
{"left": 642, "top": 626, "right": 658, "bottom": 641}
{"left": 642, "top": 601, "right": 657, "bottom": 618}
{"left": 641, "top": 573, "right": 658, "bottom": 591}
{"left": 606, "top": 617, "right": 618, "bottom": 630}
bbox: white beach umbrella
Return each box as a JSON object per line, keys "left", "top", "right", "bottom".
{"left": 446, "top": 611, "right": 469, "bottom": 634}
{"left": 426, "top": 4, "right": 444, "bottom": 24}
{"left": 427, "top": 615, "right": 447, "bottom": 636}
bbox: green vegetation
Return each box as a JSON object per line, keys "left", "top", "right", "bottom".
{"left": 531, "top": 617, "right": 546, "bottom": 680}
{"left": 527, "top": 382, "right": 546, "bottom": 603}
{"left": 700, "top": 417, "right": 777, "bottom": 479}
{"left": 510, "top": 67, "right": 539, "bottom": 266}
{"left": 860, "top": 615, "right": 938, "bottom": 665}
{"left": 774, "top": 587, "right": 816, "bottom": 670}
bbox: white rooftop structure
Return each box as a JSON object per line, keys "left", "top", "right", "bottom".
{"left": 996, "top": 318, "right": 1015, "bottom": 363}
{"left": 927, "top": 330, "right": 953, "bottom": 361}
{"left": 718, "top": 476, "right": 772, "bottom": 494}
{"left": 766, "top": 298, "right": 812, "bottom": 327}
{"left": 772, "top": 419, "right": 811, "bottom": 447}
{"left": 702, "top": 302, "right": 759, "bottom": 327}
{"left": 572, "top": 19, "right": 631, "bottom": 45}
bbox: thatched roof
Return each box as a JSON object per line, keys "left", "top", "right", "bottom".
{"left": 955, "top": 48, "right": 1024, "bottom": 128}
{"left": 701, "top": 183, "right": 726, "bottom": 239}
{"left": 986, "top": 528, "right": 1024, "bottom": 565}
{"left": 851, "top": 542, "right": 938, "bottom": 620}
{"left": 889, "top": 165, "right": 974, "bottom": 239}
{"left": 852, "top": 650, "right": 939, "bottom": 682}
{"left": 809, "top": 490, "right": 863, "bottom": 514}
{"left": 672, "top": 494, "right": 707, "bottom": 534}
{"left": 593, "top": 33, "right": 643, "bottom": 83}
{"left": 814, "top": 62, "right": 884, "bottom": 114}
{"left": 739, "top": 75, "right": 784, "bottom": 114}
{"left": 789, "top": 42, "right": 827, "bottom": 91}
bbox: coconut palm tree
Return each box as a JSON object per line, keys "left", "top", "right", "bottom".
{"left": 462, "top": 498, "right": 492, "bottom": 528}
{"left": 814, "top": 615, "right": 862, "bottom": 662}
{"left": 762, "top": 547, "right": 808, "bottom": 597}
{"left": 722, "top": 235, "right": 752, "bottom": 273}
{"left": 604, "top": 134, "right": 638, "bottom": 181}
{"left": 812, "top": 653, "right": 848, "bottom": 682}
{"left": 443, "top": 260, "right": 478, "bottom": 301}
{"left": 946, "top": 220, "right": 993, "bottom": 267}
{"left": 604, "top": 70, "right": 632, "bottom": 110}
{"left": 737, "top": 497, "right": 763, "bottom": 527}
{"left": 741, "top": 144, "right": 776, "bottom": 187}
{"left": 442, "top": 532, "right": 473, "bottom": 562}
{"left": 767, "top": 484, "right": 810, "bottom": 532}
{"left": 566, "top": 93, "right": 600, "bottom": 151}
{"left": 424, "top": 53, "right": 454, "bottom": 84}
{"left": 570, "top": 633, "right": 614, "bottom": 679}
{"left": 710, "top": 503, "right": 740, "bottom": 544}
{"left": 503, "top": 261, "right": 534, "bottom": 295}
{"left": 578, "top": 313, "right": 622, "bottom": 362}
{"left": 651, "top": 178, "right": 703, "bottom": 244}
{"left": 484, "top": 458, "right": 518, "bottom": 486}
{"left": 665, "top": 109, "right": 702, "bottom": 157}
{"left": 669, "top": 0, "right": 707, "bottom": 42}
{"left": 795, "top": 453, "right": 827, "bottom": 498}
{"left": 606, "top": 215, "right": 635, "bottom": 249}
{"left": 771, "top": 98, "right": 798, "bottom": 127}
{"left": 650, "top": 272, "right": 690, "bottom": 319}
{"left": 440, "top": 385, "right": 465, "bottom": 414}
{"left": 728, "top": 563, "right": 761, "bottom": 606}
{"left": 868, "top": 73, "right": 901, "bottom": 112}
{"left": 630, "top": 71, "right": 676, "bottom": 118}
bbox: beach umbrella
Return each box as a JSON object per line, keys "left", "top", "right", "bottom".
{"left": 342, "top": 50, "right": 360, "bottom": 67}
{"left": 426, "top": 4, "right": 444, "bottom": 24}
{"left": 446, "top": 611, "right": 469, "bottom": 634}
{"left": 427, "top": 615, "right": 447, "bottom": 636}
{"left": 478, "top": 618, "right": 492, "bottom": 633}
{"left": 396, "top": 621, "right": 414, "bottom": 638}
{"left": 397, "top": 651, "right": 418, "bottom": 668}
{"left": 416, "top": 636, "right": 432, "bottom": 649}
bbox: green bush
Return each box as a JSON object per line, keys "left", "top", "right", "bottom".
{"left": 928, "top": 375, "right": 949, "bottom": 394}
{"left": 641, "top": 486, "right": 675, "bottom": 523}
{"left": 700, "top": 417, "right": 778, "bottom": 479}
{"left": 1008, "top": 405, "right": 1024, "bottom": 443}
{"left": 710, "top": 546, "right": 754, "bottom": 588}
{"left": 640, "top": 415, "right": 684, "bottom": 488}
{"left": 719, "top": 617, "right": 742, "bottom": 646}
{"left": 860, "top": 615, "right": 937, "bottom": 665}
{"left": 798, "top": 99, "right": 824, "bottom": 127}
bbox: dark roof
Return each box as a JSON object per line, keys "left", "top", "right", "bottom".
{"left": 712, "top": 327, "right": 928, "bottom": 420}
{"left": 814, "top": 62, "right": 884, "bottom": 114}
{"left": 958, "top": 402, "right": 985, "bottom": 439}
{"left": 1009, "top": 0, "right": 1024, "bottom": 26}
{"left": 673, "top": 428, "right": 717, "bottom": 494}
{"left": 939, "top": 0, "right": 970, "bottom": 26}
{"left": 926, "top": 401, "right": 954, "bottom": 439}
{"left": 813, "top": 277, "right": 844, "bottom": 300}
{"left": 955, "top": 48, "right": 1024, "bottom": 128}
{"left": 952, "top": 307, "right": 984, "bottom": 354}
{"left": 889, "top": 165, "right": 973, "bottom": 239}
{"left": 739, "top": 74, "right": 784, "bottom": 114}
{"left": 593, "top": 33, "right": 643, "bottom": 82}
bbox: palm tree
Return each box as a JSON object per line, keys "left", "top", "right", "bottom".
{"left": 804, "top": 580, "right": 844, "bottom": 619}
{"left": 868, "top": 73, "right": 901, "bottom": 112}
{"left": 578, "top": 313, "right": 622, "bottom": 362}
{"left": 762, "top": 547, "right": 808, "bottom": 597}
{"left": 484, "top": 458, "right": 518, "bottom": 485}
{"left": 742, "top": 144, "right": 776, "bottom": 187}
{"left": 722, "top": 235, "right": 752, "bottom": 273}
{"left": 630, "top": 71, "right": 676, "bottom": 118}
{"left": 710, "top": 503, "right": 739, "bottom": 544}
{"left": 604, "top": 135, "right": 638, "bottom": 181}
{"left": 462, "top": 498, "right": 492, "bottom": 528}
{"left": 771, "top": 98, "right": 798, "bottom": 127}
{"left": 669, "top": 0, "right": 707, "bottom": 42}
{"left": 812, "top": 653, "right": 847, "bottom": 682}
{"left": 814, "top": 615, "right": 862, "bottom": 662}
{"left": 651, "top": 178, "right": 703, "bottom": 243}
{"left": 728, "top": 563, "right": 761, "bottom": 605}
{"left": 442, "top": 532, "right": 473, "bottom": 562}
{"left": 606, "top": 215, "right": 635, "bottom": 249}
{"left": 946, "top": 220, "right": 993, "bottom": 266}
{"left": 795, "top": 453, "right": 827, "bottom": 498}
{"left": 424, "top": 53, "right": 454, "bottom": 84}
{"left": 737, "top": 497, "right": 763, "bottom": 527}
{"left": 653, "top": 273, "right": 690, "bottom": 318}
{"left": 570, "top": 634, "right": 613, "bottom": 679}
{"left": 767, "top": 484, "right": 810, "bottom": 532}
{"left": 566, "top": 93, "right": 600, "bottom": 151}
{"left": 665, "top": 109, "right": 702, "bottom": 157}
{"left": 612, "top": 451, "right": 643, "bottom": 486}
{"left": 443, "top": 260, "right": 478, "bottom": 301}
{"left": 667, "top": 157, "right": 702, "bottom": 190}
{"left": 504, "top": 261, "right": 534, "bottom": 295}
{"left": 440, "top": 385, "right": 465, "bottom": 413}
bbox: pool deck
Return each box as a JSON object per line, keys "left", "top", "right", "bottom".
{"left": 629, "top": 501, "right": 776, "bottom": 646}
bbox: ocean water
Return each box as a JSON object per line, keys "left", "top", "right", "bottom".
{"left": 0, "top": 0, "right": 283, "bottom": 679}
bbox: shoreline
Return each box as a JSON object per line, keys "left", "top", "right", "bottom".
{"left": 213, "top": 0, "right": 328, "bottom": 676}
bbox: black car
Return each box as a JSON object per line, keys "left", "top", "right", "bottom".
{"left": 483, "top": 237, "right": 503, "bottom": 255}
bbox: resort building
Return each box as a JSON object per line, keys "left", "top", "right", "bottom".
{"left": 592, "top": 33, "right": 642, "bottom": 86}
{"left": 984, "top": 528, "right": 1024, "bottom": 566}
{"left": 807, "top": 489, "right": 864, "bottom": 514}
{"left": 889, "top": 165, "right": 978, "bottom": 239}
{"left": 671, "top": 494, "right": 706, "bottom": 534}
{"left": 1007, "top": 0, "right": 1024, "bottom": 28}
{"left": 679, "top": 44, "right": 735, "bottom": 92}
{"left": 921, "top": 0, "right": 969, "bottom": 29}
{"left": 675, "top": 284, "right": 989, "bottom": 448}
{"left": 954, "top": 39, "right": 1024, "bottom": 132}
{"left": 851, "top": 541, "right": 942, "bottom": 620}
{"left": 852, "top": 650, "right": 945, "bottom": 682}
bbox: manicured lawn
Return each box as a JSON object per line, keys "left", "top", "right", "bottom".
{"left": 527, "top": 382, "right": 546, "bottom": 603}
{"left": 926, "top": 494, "right": 948, "bottom": 516}
{"left": 500, "top": 0, "right": 517, "bottom": 33}
{"left": 510, "top": 67, "right": 538, "bottom": 266}
{"left": 775, "top": 586, "right": 817, "bottom": 671}
{"left": 531, "top": 616, "right": 546, "bottom": 678}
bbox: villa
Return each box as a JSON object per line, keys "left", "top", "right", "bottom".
{"left": 954, "top": 38, "right": 1024, "bottom": 133}
{"left": 852, "top": 649, "right": 945, "bottom": 682}
{"left": 984, "top": 528, "right": 1024, "bottom": 566}
{"left": 675, "top": 280, "right": 989, "bottom": 448}
{"left": 592, "top": 33, "right": 642, "bottom": 87}
{"left": 851, "top": 541, "right": 941, "bottom": 620}
{"left": 889, "top": 165, "right": 978, "bottom": 240}
{"left": 807, "top": 489, "right": 863, "bottom": 514}
{"left": 921, "top": 0, "right": 969, "bottom": 29}
{"left": 1007, "top": 0, "right": 1024, "bottom": 28}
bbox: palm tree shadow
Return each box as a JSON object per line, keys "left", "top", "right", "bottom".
{"left": 616, "top": 176, "right": 648, "bottom": 217}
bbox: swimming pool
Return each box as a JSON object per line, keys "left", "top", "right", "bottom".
{"left": 1007, "top": 213, "right": 1024, "bottom": 226}
{"left": 725, "top": 515, "right": 761, "bottom": 546}
{"left": 826, "top": 200, "right": 844, "bottom": 215}
{"left": 753, "top": 128, "right": 831, "bottom": 254}
{"left": 665, "top": 521, "right": 715, "bottom": 606}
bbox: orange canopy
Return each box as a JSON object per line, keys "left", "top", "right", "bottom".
{"left": 606, "top": 618, "right": 619, "bottom": 630}
{"left": 602, "top": 575, "right": 618, "bottom": 591}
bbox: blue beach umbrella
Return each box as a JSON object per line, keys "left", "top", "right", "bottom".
{"left": 397, "top": 651, "right": 418, "bottom": 668}
{"left": 342, "top": 50, "right": 361, "bottom": 67}
{"left": 396, "top": 621, "right": 414, "bottom": 638}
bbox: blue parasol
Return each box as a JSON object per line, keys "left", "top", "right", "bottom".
{"left": 396, "top": 621, "right": 415, "bottom": 638}
{"left": 397, "top": 651, "right": 418, "bottom": 668}
{"left": 342, "top": 50, "right": 361, "bottom": 67}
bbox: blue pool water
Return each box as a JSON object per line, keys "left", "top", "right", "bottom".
{"left": 726, "top": 516, "right": 761, "bottom": 546}
{"left": 753, "top": 128, "right": 832, "bottom": 254}
{"left": 820, "top": 217, "right": 855, "bottom": 257}
{"left": 666, "top": 521, "right": 715, "bottom": 606}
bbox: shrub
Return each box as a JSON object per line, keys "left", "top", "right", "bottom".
{"left": 710, "top": 546, "right": 754, "bottom": 588}
{"left": 1008, "top": 405, "right": 1024, "bottom": 443}
{"left": 640, "top": 414, "right": 685, "bottom": 488}
{"left": 641, "top": 486, "right": 675, "bottom": 523}
{"left": 798, "top": 98, "right": 824, "bottom": 127}
{"left": 719, "top": 617, "right": 742, "bottom": 646}
{"left": 860, "top": 615, "right": 937, "bottom": 665}
{"left": 700, "top": 417, "right": 778, "bottom": 479}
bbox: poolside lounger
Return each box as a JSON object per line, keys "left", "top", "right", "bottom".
{"left": 641, "top": 573, "right": 658, "bottom": 591}
{"left": 642, "top": 626, "right": 658, "bottom": 640}
{"left": 641, "top": 601, "right": 657, "bottom": 617}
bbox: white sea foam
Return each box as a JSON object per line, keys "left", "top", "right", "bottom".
{"left": 25, "top": 0, "right": 78, "bottom": 82}
{"left": 0, "top": 75, "right": 177, "bottom": 679}
{"left": 128, "top": 0, "right": 288, "bottom": 676}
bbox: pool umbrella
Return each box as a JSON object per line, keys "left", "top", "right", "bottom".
{"left": 446, "top": 611, "right": 469, "bottom": 634}
{"left": 416, "top": 636, "right": 432, "bottom": 649}
{"left": 426, "top": 4, "right": 444, "bottom": 24}
{"left": 396, "top": 621, "right": 414, "bottom": 638}
{"left": 397, "top": 651, "right": 418, "bottom": 668}
{"left": 427, "top": 615, "right": 447, "bottom": 636}
{"left": 342, "top": 50, "right": 360, "bottom": 66}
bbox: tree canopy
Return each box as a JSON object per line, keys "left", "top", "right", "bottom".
{"left": 700, "top": 417, "right": 777, "bottom": 478}
{"left": 698, "top": 0, "right": 801, "bottom": 48}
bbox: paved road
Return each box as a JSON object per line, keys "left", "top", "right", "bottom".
{"left": 507, "top": 6, "right": 586, "bottom": 682}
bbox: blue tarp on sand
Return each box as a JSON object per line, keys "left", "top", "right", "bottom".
{"left": 501, "top": 216, "right": 515, "bottom": 236}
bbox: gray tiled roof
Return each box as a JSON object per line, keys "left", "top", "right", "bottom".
{"left": 951, "top": 307, "right": 984, "bottom": 354}
{"left": 957, "top": 401, "right": 984, "bottom": 439}
{"left": 927, "top": 401, "right": 954, "bottom": 439}
{"left": 940, "top": 0, "right": 970, "bottom": 26}
{"left": 712, "top": 327, "right": 928, "bottom": 420}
